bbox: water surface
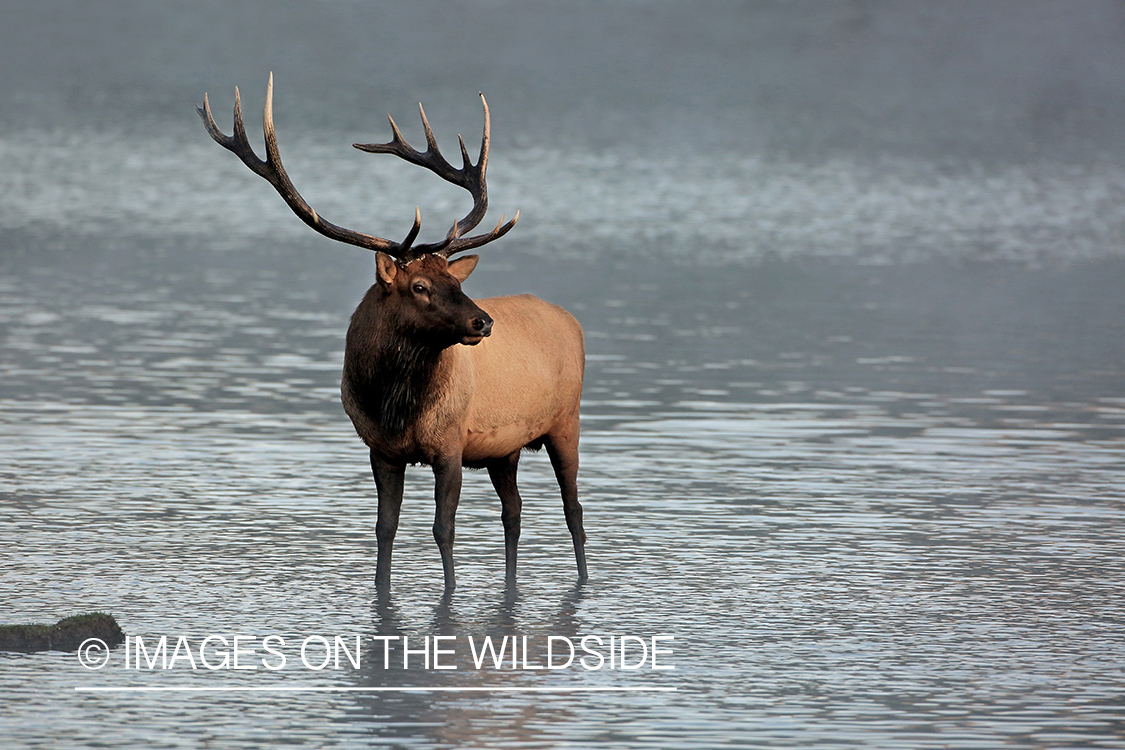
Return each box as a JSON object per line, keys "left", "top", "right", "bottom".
{"left": 3, "top": 232, "right": 1123, "bottom": 748}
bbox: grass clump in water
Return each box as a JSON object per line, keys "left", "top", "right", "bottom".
{"left": 0, "top": 613, "right": 125, "bottom": 652}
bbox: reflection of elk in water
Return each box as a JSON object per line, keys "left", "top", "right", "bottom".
{"left": 198, "top": 74, "right": 586, "bottom": 591}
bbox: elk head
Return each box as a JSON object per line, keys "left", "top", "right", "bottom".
{"left": 374, "top": 252, "right": 493, "bottom": 348}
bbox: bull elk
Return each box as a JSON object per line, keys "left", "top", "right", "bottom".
{"left": 198, "top": 74, "right": 586, "bottom": 591}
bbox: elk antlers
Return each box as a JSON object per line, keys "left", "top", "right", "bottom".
{"left": 197, "top": 73, "right": 518, "bottom": 261}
